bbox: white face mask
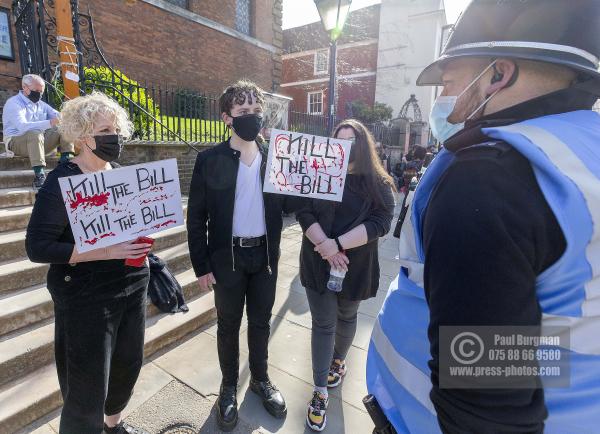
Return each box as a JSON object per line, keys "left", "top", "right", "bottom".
{"left": 429, "top": 60, "right": 500, "bottom": 143}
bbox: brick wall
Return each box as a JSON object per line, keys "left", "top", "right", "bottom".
{"left": 282, "top": 42, "right": 378, "bottom": 84}
{"left": 281, "top": 42, "right": 378, "bottom": 118}
{"left": 188, "top": 0, "right": 236, "bottom": 29}
{"left": 283, "top": 75, "right": 376, "bottom": 119}
{"left": 0, "top": 0, "right": 21, "bottom": 102}
{"left": 280, "top": 4, "right": 379, "bottom": 119}
{"left": 0, "top": 0, "right": 283, "bottom": 97}
{"left": 119, "top": 141, "right": 213, "bottom": 195}
{"left": 78, "top": 0, "right": 281, "bottom": 94}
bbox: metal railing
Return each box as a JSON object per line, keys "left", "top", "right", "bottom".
{"left": 78, "top": 72, "right": 228, "bottom": 145}
{"left": 288, "top": 110, "right": 404, "bottom": 147}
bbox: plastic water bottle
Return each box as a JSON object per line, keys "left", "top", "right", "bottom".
{"left": 327, "top": 267, "right": 346, "bottom": 292}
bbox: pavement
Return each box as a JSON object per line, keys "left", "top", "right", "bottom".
{"left": 28, "top": 209, "right": 401, "bottom": 434}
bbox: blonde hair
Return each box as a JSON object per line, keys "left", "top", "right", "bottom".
{"left": 58, "top": 91, "right": 133, "bottom": 143}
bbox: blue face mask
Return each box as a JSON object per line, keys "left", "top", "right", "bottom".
{"left": 429, "top": 60, "right": 499, "bottom": 144}
{"left": 429, "top": 96, "right": 465, "bottom": 144}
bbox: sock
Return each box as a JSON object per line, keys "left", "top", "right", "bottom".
{"left": 33, "top": 165, "right": 45, "bottom": 176}
{"left": 59, "top": 152, "right": 74, "bottom": 163}
{"left": 315, "top": 386, "right": 328, "bottom": 397}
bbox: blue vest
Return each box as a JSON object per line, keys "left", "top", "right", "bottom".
{"left": 366, "top": 111, "right": 600, "bottom": 434}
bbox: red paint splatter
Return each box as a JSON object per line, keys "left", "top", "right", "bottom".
{"left": 69, "top": 192, "right": 110, "bottom": 211}
{"left": 132, "top": 219, "right": 177, "bottom": 235}
{"left": 151, "top": 219, "right": 176, "bottom": 229}
{"left": 83, "top": 232, "right": 116, "bottom": 245}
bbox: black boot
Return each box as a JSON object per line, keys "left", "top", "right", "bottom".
{"left": 249, "top": 378, "right": 287, "bottom": 419}
{"left": 217, "top": 383, "right": 238, "bottom": 431}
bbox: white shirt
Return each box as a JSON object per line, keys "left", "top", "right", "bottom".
{"left": 232, "top": 152, "right": 267, "bottom": 237}
{"left": 3, "top": 92, "right": 58, "bottom": 142}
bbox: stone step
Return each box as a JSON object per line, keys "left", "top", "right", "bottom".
{"left": 0, "top": 205, "right": 32, "bottom": 232}
{"left": 0, "top": 203, "right": 188, "bottom": 264}
{"left": 0, "top": 230, "right": 27, "bottom": 263}
{"left": 0, "top": 187, "right": 36, "bottom": 208}
{"left": 0, "top": 285, "right": 50, "bottom": 337}
{"left": 0, "top": 228, "right": 191, "bottom": 336}
{"left": 0, "top": 264, "right": 201, "bottom": 387}
{"left": 0, "top": 263, "right": 199, "bottom": 340}
{"left": 0, "top": 219, "right": 190, "bottom": 295}
{"left": 0, "top": 292, "right": 216, "bottom": 433}
{"left": 0, "top": 170, "right": 36, "bottom": 189}
{"left": 0, "top": 157, "right": 59, "bottom": 172}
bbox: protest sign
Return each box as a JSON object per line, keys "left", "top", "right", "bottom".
{"left": 58, "top": 159, "right": 184, "bottom": 253}
{"left": 263, "top": 129, "right": 352, "bottom": 202}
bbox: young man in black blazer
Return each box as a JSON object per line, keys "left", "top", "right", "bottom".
{"left": 187, "top": 80, "right": 292, "bottom": 431}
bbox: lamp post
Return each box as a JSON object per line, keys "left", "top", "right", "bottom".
{"left": 314, "top": 0, "right": 352, "bottom": 134}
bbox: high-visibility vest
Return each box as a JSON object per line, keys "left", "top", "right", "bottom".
{"left": 367, "top": 111, "right": 600, "bottom": 434}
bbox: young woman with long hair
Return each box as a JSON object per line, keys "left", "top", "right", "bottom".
{"left": 296, "top": 119, "right": 396, "bottom": 431}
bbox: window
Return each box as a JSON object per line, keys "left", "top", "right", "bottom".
{"left": 235, "top": 0, "right": 252, "bottom": 35}
{"left": 314, "top": 49, "right": 329, "bottom": 75}
{"left": 308, "top": 91, "right": 324, "bottom": 115}
{"left": 164, "top": 0, "right": 188, "bottom": 8}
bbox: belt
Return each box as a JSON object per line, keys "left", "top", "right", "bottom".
{"left": 232, "top": 235, "right": 266, "bottom": 248}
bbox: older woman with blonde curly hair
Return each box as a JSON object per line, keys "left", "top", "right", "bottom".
{"left": 26, "top": 91, "right": 152, "bottom": 434}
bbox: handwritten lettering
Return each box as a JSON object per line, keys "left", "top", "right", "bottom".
{"left": 60, "top": 159, "right": 184, "bottom": 253}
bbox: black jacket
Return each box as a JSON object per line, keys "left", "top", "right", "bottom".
{"left": 425, "top": 86, "right": 596, "bottom": 434}
{"left": 187, "top": 139, "right": 296, "bottom": 278}
{"left": 296, "top": 176, "right": 395, "bottom": 301}
{"left": 26, "top": 162, "right": 149, "bottom": 301}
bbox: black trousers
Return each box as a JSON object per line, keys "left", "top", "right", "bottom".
{"left": 49, "top": 264, "right": 149, "bottom": 434}
{"left": 212, "top": 245, "right": 277, "bottom": 387}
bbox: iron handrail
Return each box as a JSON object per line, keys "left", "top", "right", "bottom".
{"left": 85, "top": 82, "right": 203, "bottom": 153}
{"left": 42, "top": 78, "right": 203, "bottom": 153}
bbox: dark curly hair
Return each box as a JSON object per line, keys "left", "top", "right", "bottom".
{"left": 219, "top": 79, "right": 266, "bottom": 115}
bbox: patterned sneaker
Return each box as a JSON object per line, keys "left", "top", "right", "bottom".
{"left": 306, "top": 391, "right": 329, "bottom": 431}
{"left": 327, "top": 359, "right": 347, "bottom": 388}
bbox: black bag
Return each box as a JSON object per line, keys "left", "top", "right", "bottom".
{"left": 147, "top": 253, "right": 189, "bottom": 314}
{"left": 392, "top": 191, "right": 410, "bottom": 239}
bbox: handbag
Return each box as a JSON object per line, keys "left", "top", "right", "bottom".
{"left": 147, "top": 253, "right": 189, "bottom": 314}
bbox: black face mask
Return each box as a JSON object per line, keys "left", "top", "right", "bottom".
{"left": 231, "top": 113, "right": 263, "bottom": 142}
{"left": 27, "top": 90, "right": 41, "bottom": 103}
{"left": 88, "top": 134, "right": 123, "bottom": 162}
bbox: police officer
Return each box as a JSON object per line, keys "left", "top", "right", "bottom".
{"left": 366, "top": 0, "right": 600, "bottom": 432}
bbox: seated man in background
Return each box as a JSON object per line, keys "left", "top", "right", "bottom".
{"left": 2, "top": 74, "right": 74, "bottom": 189}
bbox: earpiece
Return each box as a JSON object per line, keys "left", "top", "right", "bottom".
{"left": 491, "top": 67, "right": 504, "bottom": 84}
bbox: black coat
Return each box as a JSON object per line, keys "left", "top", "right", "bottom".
{"left": 296, "top": 177, "right": 395, "bottom": 301}
{"left": 25, "top": 162, "right": 149, "bottom": 307}
{"left": 187, "top": 139, "right": 298, "bottom": 279}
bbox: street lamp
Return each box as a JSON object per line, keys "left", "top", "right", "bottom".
{"left": 314, "top": 0, "right": 352, "bottom": 133}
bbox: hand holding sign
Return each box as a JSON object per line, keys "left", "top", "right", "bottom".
{"left": 105, "top": 239, "right": 154, "bottom": 260}
{"left": 263, "top": 129, "right": 352, "bottom": 202}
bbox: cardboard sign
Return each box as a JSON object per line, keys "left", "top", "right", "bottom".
{"left": 59, "top": 159, "right": 184, "bottom": 253}
{"left": 264, "top": 129, "right": 352, "bottom": 202}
